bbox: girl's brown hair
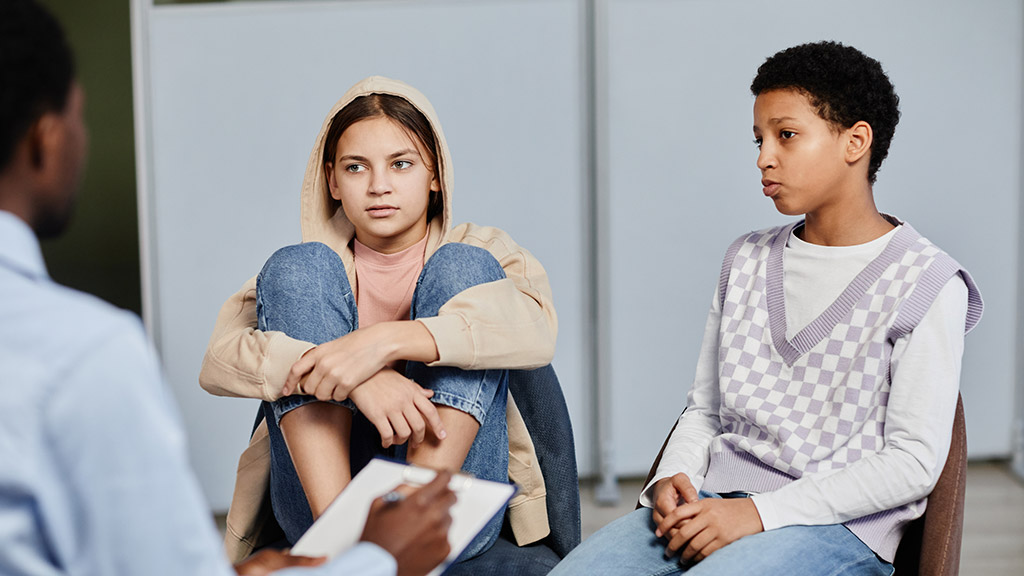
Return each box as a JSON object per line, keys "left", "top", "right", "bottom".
{"left": 323, "top": 93, "right": 443, "bottom": 223}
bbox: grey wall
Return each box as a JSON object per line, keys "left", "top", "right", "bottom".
{"left": 602, "top": 0, "right": 1023, "bottom": 473}
{"left": 135, "top": 0, "right": 590, "bottom": 511}
{"left": 133, "top": 0, "right": 1024, "bottom": 509}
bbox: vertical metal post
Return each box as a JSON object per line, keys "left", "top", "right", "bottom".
{"left": 586, "top": 0, "right": 620, "bottom": 504}
{"left": 129, "top": 0, "right": 161, "bottom": 348}
{"left": 1013, "top": 1, "right": 1024, "bottom": 482}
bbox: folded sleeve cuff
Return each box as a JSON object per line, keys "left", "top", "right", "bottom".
{"left": 637, "top": 473, "right": 706, "bottom": 509}
{"left": 750, "top": 493, "right": 782, "bottom": 531}
{"left": 263, "top": 334, "right": 316, "bottom": 401}
{"left": 416, "top": 315, "right": 474, "bottom": 367}
{"left": 508, "top": 492, "right": 550, "bottom": 545}
{"left": 638, "top": 478, "right": 662, "bottom": 509}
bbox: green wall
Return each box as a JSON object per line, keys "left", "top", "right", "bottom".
{"left": 39, "top": 0, "right": 141, "bottom": 314}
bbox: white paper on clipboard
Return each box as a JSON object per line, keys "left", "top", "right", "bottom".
{"left": 290, "top": 458, "right": 516, "bottom": 575}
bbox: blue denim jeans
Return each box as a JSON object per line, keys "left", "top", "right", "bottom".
{"left": 256, "top": 241, "right": 509, "bottom": 559}
{"left": 548, "top": 492, "right": 894, "bottom": 576}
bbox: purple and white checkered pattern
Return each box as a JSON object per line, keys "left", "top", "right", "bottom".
{"left": 700, "top": 220, "right": 983, "bottom": 560}
{"left": 712, "top": 223, "right": 954, "bottom": 477}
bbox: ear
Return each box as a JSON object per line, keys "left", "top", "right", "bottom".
{"left": 324, "top": 162, "right": 342, "bottom": 200}
{"left": 25, "top": 113, "right": 65, "bottom": 185}
{"left": 24, "top": 114, "right": 56, "bottom": 170}
{"left": 430, "top": 172, "right": 440, "bottom": 193}
{"left": 844, "top": 121, "right": 873, "bottom": 165}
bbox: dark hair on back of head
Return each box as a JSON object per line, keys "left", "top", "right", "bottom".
{"left": 751, "top": 41, "right": 900, "bottom": 184}
{"left": 0, "top": 0, "right": 76, "bottom": 172}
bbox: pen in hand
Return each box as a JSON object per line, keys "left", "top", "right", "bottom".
{"left": 382, "top": 490, "right": 406, "bottom": 506}
{"left": 361, "top": 472, "right": 456, "bottom": 575}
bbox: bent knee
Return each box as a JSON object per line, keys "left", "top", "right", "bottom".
{"left": 258, "top": 242, "right": 344, "bottom": 295}
{"left": 414, "top": 244, "right": 505, "bottom": 315}
{"left": 423, "top": 243, "right": 504, "bottom": 286}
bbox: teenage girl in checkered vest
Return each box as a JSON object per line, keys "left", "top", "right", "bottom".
{"left": 550, "top": 41, "right": 983, "bottom": 576}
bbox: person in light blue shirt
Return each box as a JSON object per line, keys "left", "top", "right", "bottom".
{"left": 0, "top": 1, "right": 455, "bottom": 574}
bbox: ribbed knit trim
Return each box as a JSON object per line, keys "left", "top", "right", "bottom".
{"left": 705, "top": 447, "right": 920, "bottom": 562}
{"left": 961, "top": 270, "right": 984, "bottom": 334}
{"left": 845, "top": 503, "right": 921, "bottom": 563}
{"left": 889, "top": 252, "right": 959, "bottom": 341}
{"left": 766, "top": 223, "right": 918, "bottom": 366}
{"left": 704, "top": 446, "right": 796, "bottom": 494}
{"left": 719, "top": 234, "right": 749, "bottom": 308}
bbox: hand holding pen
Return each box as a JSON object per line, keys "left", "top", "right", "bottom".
{"left": 360, "top": 470, "right": 457, "bottom": 576}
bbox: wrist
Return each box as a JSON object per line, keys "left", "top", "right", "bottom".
{"left": 652, "top": 477, "right": 671, "bottom": 500}
{"left": 380, "top": 320, "right": 439, "bottom": 365}
{"left": 747, "top": 496, "right": 765, "bottom": 532}
{"left": 373, "top": 322, "right": 405, "bottom": 366}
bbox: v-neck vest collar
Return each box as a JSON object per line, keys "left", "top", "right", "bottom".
{"left": 764, "top": 221, "right": 920, "bottom": 367}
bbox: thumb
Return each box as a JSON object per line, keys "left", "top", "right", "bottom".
{"left": 681, "top": 482, "right": 699, "bottom": 503}
{"left": 672, "top": 474, "right": 699, "bottom": 504}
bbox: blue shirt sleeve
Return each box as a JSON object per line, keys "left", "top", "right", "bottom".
{"left": 43, "top": 317, "right": 394, "bottom": 576}
{"left": 274, "top": 543, "right": 397, "bottom": 576}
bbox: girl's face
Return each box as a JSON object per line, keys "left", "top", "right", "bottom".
{"left": 752, "top": 89, "right": 855, "bottom": 217}
{"left": 326, "top": 116, "right": 439, "bottom": 254}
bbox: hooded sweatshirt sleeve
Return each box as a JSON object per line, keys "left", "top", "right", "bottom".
{"left": 416, "top": 223, "right": 558, "bottom": 370}
{"left": 198, "top": 275, "right": 316, "bottom": 401}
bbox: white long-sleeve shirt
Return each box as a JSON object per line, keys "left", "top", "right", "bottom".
{"left": 642, "top": 225, "right": 969, "bottom": 533}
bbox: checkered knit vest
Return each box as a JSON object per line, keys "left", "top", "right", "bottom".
{"left": 703, "top": 220, "right": 983, "bottom": 560}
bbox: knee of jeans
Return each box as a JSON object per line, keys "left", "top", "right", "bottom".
{"left": 258, "top": 242, "right": 343, "bottom": 298}
{"left": 414, "top": 243, "right": 505, "bottom": 317}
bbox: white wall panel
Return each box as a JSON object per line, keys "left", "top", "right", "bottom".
{"left": 141, "top": 0, "right": 588, "bottom": 510}
{"left": 604, "top": 0, "right": 1023, "bottom": 475}
{"left": 134, "top": 0, "right": 1024, "bottom": 506}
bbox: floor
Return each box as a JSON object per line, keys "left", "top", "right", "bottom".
{"left": 580, "top": 460, "right": 1024, "bottom": 575}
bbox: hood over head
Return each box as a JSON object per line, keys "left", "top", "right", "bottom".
{"left": 300, "top": 76, "right": 454, "bottom": 254}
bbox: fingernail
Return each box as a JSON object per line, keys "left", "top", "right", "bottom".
{"left": 655, "top": 529, "right": 662, "bottom": 537}
{"left": 438, "top": 430, "right": 447, "bottom": 440}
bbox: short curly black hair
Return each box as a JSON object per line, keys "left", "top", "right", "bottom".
{"left": 0, "top": 0, "right": 76, "bottom": 172}
{"left": 750, "top": 41, "right": 900, "bottom": 184}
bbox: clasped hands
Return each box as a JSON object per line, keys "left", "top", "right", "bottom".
{"left": 280, "top": 322, "right": 446, "bottom": 449}
{"left": 651, "top": 473, "right": 765, "bottom": 564}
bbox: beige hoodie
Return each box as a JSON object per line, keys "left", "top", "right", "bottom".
{"left": 199, "top": 77, "right": 557, "bottom": 561}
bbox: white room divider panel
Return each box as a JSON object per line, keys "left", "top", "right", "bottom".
{"left": 133, "top": 0, "right": 589, "bottom": 510}
{"left": 134, "top": 0, "right": 1024, "bottom": 508}
{"left": 602, "top": 0, "right": 1023, "bottom": 475}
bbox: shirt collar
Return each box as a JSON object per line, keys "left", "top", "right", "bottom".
{"left": 0, "top": 210, "right": 49, "bottom": 281}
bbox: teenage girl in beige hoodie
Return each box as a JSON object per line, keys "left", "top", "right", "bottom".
{"left": 199, "top": 77, "right": 558, "bottom": 563}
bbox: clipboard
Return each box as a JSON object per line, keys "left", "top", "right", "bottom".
{"left": 290, "top": 458, "right": 516, "bottom": 575}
